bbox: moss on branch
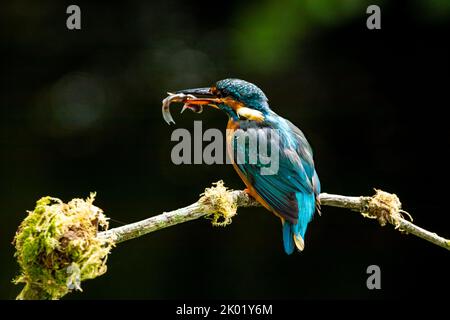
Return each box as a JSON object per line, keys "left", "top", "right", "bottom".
{"left": 13, "top": 193, "right": 113, "bottom": 300}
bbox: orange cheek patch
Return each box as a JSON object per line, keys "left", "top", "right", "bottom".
{"left": 221, "top": 98, "right": 265, "bottom": 122}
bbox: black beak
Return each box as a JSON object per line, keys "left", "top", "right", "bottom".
{"left": 162, "top": 87, "right": 221, "bottom": 125}
{"left": 175, "top": 87, "right": 215, "bottom": 97}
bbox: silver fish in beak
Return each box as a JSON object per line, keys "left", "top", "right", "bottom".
{"left": 161, "top": 93, "right": 198, "bottom": 125}
{"left": 162, "top": 87, "right": 223, "bottom": 125}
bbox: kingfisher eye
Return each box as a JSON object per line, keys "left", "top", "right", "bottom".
{"left": 219, "top": 88, "right": 230, "bottom": 98}
{"left": 213, "top": 88, "right": 224, "bottom": 98}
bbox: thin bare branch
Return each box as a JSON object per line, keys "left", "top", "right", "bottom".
{"left": 98, "top": 185, "right": 450, "bottom": 251}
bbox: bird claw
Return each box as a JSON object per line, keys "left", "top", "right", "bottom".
{"left": 162, "top": 93, "right": 198, "bottom": 125}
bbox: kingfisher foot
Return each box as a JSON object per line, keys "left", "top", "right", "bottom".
{"left": 243, "top": 188, "right": 256, "bottom": 200}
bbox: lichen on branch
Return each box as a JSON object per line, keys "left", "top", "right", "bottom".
{"left": 361, "top": 189, "right": 413, "bottom": 229}
{"left": 199, "top": 180, "right": 238, "bottom": 226}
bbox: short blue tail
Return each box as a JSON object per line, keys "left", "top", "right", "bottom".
{"left": 282, "top": 192, "right": 317, "bottom": 254}
{"left": 282, "top": 222, "right": 295, "bottom": 255}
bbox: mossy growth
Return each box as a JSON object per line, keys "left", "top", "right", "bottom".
{"left": 199, "top": 181, "right": 238, "bottom": 227}
{"left": 13, "top": 193, "right": 114, "bottom": 300}
{"left": 362, "top": 189, "right": 413, "bottom": 229}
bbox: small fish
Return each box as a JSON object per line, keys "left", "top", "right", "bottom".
{"left": 162, "top": 92, "right": 200, "bottom": 125}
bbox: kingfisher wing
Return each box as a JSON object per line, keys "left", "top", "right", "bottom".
{"left": 284, "top": 118, "right": 321, "bottom": 195}
{"left": 231, "top": 120, "right": 317, "bottom": 224}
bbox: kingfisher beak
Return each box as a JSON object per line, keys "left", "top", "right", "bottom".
{"left": 175, "top": 87, "right": 221, "bottom": 113}
{"left": 176, "top": 87, "right": 213, "bottom": 96}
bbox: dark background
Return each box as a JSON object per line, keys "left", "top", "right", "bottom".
{"left": 1, "top": 0, "right": 449, "bottom": 299}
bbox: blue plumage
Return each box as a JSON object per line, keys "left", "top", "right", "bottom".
{"left": 225, "top": 105, "right": 320, "bottom": 254}
{"left": 282, "top": 221, "right": 295, "bottom": 255}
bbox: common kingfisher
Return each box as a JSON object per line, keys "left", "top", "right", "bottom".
{"left": 169, "top": 79, "right": 321, "bottom": 254}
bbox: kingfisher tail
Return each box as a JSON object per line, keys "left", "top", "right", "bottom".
{"left": 281, "top": 192, "right": 316, "bottom": 254}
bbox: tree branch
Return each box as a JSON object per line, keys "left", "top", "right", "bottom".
{"left": 15, "top": 182, "right": 449, "bottom": 300}
{"left": 98, "top": 184, "right": 450, "bottom": 251}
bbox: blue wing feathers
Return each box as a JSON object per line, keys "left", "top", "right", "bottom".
{"left": 232, "top": 116, "right": 320, "bottom": 252}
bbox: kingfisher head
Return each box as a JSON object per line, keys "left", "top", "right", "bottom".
{"left": 175, "top": 78, "right": 271, "bottom": 122}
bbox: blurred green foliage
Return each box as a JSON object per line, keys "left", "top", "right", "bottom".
{"left": 234, "top": 0, "right": 371, "bottom": 72}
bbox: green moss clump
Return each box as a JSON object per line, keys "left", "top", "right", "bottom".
{"left": 13, "top": 193, "right": 114, "bottom": 300}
